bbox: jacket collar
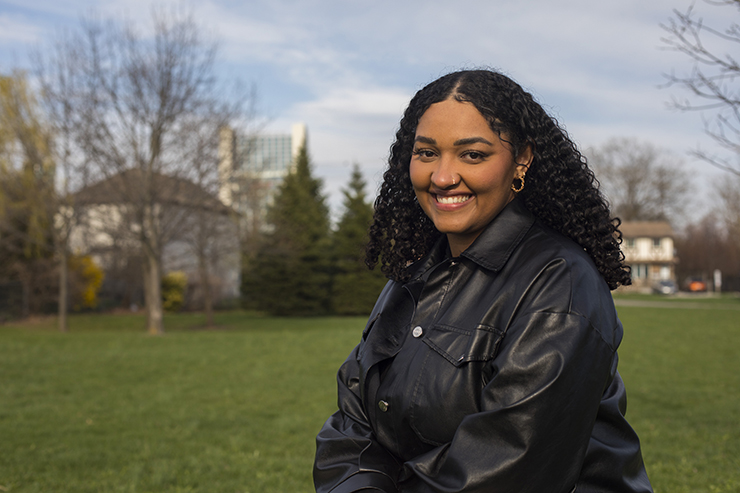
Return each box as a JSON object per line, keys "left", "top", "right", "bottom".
{"left": 406, "top": 236, "right": 450, "bottom": 282}
{"left": 460, "top": 197, "right": 536, "bottom": 272}
{"left": 408, "top": 197, "right": 536, "bottom": 281}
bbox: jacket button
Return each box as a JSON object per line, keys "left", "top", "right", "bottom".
{"left": 378, "top": 400, "right": 389, "bottom": 412}
{"left": 412, "top": 326, "right": 423, "bottom": 338}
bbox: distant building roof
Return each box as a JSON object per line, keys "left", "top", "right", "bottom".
{"left": 620, "top": 221, "right": 674, "bottom": 238}
{"left": 73, "top": 169, "right": 231, "bottom": 214}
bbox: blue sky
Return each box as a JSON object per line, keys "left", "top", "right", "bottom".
{"left": 0, "top": 0, "right": 732, "bottom": 217}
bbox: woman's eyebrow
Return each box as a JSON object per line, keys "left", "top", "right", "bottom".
{"left": 453, "top": 137, "right": 494, "bottom": 146}
{"left": 414, "top": 136, "right": 494, "bottom": 146}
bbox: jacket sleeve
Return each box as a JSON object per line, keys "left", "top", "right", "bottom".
{"left": 314, "top": 344, "right": 402, "bottom": 493}
{"left": 399, "top": 310, "right": 630, "bottom": 493}
{"left": 577, "top": 358, "right": 653, "bottom": 492}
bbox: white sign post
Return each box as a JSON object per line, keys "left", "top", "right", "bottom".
{"left": 714, "top": 269, "right": 722, "bottom": 294}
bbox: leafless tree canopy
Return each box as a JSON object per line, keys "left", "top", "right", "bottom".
{"left": 676, "top": 176, "right": 740, "bottom": 288}
{"left": 662, "top": 0, "right": 740, "bottom": 175}
{"left": 588, "top": 137, "right": 691, "bottom": 223}
{"left": 717, "top": 173, "right": 740, "bottom": 240}
{"left": 35, "top": 9, "right": 254, "bottom": 333}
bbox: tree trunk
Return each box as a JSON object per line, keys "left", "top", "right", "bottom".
{"left": 58, "top": 247, "right": 68, "bottom": 332}
{"left": 21, "top": 274, "right": 30, "bottom": 319}
{"left": 144, "top": 250, "right": 164, "bottom": 335}
{"left": 198, "top": 252, "right": 214, "bottom": 328}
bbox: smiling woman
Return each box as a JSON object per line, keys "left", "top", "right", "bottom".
{"left": 409, "top": 99, "right": 532, "bottom": 257}
{"left": 314, "top": 69, "right": 652, "bottom": 493}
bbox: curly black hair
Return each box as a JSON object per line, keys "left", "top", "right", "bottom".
{"left": 366, "top": 69, "right": 631, "bottom": 290}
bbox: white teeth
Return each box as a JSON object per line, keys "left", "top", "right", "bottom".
{"left": 436, "top": 195, "right": 471, "bottom": 204}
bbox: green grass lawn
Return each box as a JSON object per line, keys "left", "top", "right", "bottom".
{"left": 616, "top": 304, "right": 740, "bottom": 493}
{"left": 0, "top": 302, "right": 738, "bottom": 492}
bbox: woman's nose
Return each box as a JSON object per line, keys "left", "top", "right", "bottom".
{"left": 431, "top": 156, "right": 459, "bottom": 189}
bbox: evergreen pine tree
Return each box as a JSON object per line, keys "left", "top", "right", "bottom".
{"left": 243, "top": 145, "right": 331, "bottom": 315}
{"left": 331, "top": 164, "right": 388, "bottom": 315}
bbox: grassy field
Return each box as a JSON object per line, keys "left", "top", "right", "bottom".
{"left": 0, "top": 299, "right": 738, "bottom": 492}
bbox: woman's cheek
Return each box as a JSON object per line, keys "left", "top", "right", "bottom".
{"left": 409, "top": 160, "right": 426, "bottom": 190}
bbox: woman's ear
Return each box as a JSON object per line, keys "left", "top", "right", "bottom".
{"left": 516, "top": 145, "right": 533, "bottom": 169}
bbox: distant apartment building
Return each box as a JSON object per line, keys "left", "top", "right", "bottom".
{"left": 619, "top": 221, "right": 677, "bottom": 290}
{"left": 218, "top": 123, "right": 307, "bottom": 234}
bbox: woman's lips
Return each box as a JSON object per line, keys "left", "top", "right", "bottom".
{"left": 435, "top": 194, "right": 471, "bottom": 205}
{"left": 432, "top": 193, "right": 473, "bottom": 211}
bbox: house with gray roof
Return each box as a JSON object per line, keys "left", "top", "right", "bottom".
{"left": 619, "top": 221, "right": 677, "bottom": 291}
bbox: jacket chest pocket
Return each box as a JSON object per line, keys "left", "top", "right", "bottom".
{"left": 409, "top": 324, "right": 504, "bottom": 446}
{"left": 422, "top": 323, "right": 504, "bottom": 366}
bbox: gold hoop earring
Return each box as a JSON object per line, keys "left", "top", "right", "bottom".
{"left": 511, "top": 175, "right": 525, "bottom": 193}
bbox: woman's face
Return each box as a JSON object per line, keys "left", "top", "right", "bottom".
{"left": 409, "top": 98, "right": 531, "bottom": 256}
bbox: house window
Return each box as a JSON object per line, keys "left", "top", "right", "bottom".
{"left": 632, "top": 264, "right": 648, "bottom": 279}
{"left": 653, "top": 238, "right": 662, "bottom": 248}
{"left": 626, "top": 238, "right": 635, "bottom": 248}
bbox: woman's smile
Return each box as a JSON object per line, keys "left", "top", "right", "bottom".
{"left": 433, "top": 192, "right": 472, "bottom": 206}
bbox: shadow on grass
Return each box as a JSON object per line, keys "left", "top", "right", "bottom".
{"left": 1, "top": 310, "right": 370, "bottom": 335}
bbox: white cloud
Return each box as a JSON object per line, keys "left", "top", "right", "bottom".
{"left": 0, "top": 13, "right": 43, "bottom": 43}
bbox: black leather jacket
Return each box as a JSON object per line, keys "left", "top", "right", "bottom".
{"left": 314, "top": 199, "right": 652, "bottom": 493}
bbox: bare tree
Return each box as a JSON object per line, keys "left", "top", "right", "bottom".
{"left": 718, "top": 173, "right": 740, "bottom": 242}
{"left": 178, "top": 125, "right": 243, "bottom": 328}
{"left": 587, "top": 137, "right": 691, "bottom": 223}
{"left": 676, "top": 209, "right": 740, "bottom": 289}
{"left": 662, "top": 0, "right": 740, "bottom": 176}
{"left": 36, "top": 9, "right": 252, "bottom": 334}
{"left": 34, "top": 34, "right": 90, "bottom": 332}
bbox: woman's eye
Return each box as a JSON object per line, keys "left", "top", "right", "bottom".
{"left": 464, "top": 151, "right": 487, "bottom": 161}
{"left": 413, "top": 149, "right": 436, "bottom": 159}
